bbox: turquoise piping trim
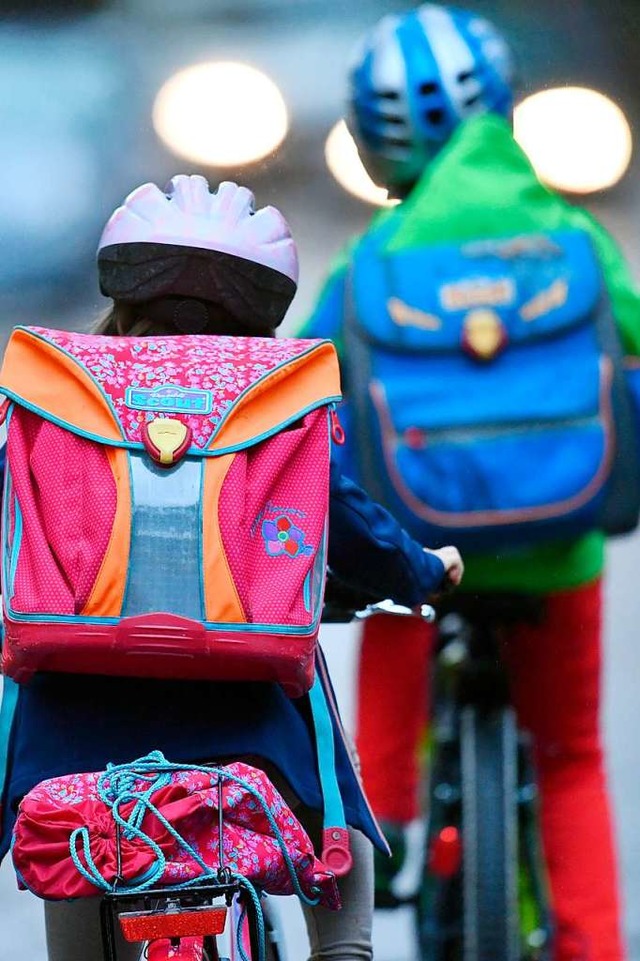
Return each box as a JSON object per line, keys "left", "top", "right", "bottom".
{"left": 1, "top": 460, "right": 13, "bottom": 603}
{"left": 0, "top": 391, "right": 128, "bottom": 449}
{"left": 119, "top": 449, "right": 136, "bottom": 617}
{"left": 2, "top": 329, "right": 341, "bottom": 455}
{"left": 308, "top": 676, "right": 347, "bottom": 831}
{"left": 0, "top": 390, "right": 342, "bottom": 459}
{"left": 10, "top": 327, "right": 125, "bottom": 439}
{"left": 207, "top": 397, "right": 343, "bottom": 456}
{"left": 8, "top": 498, "right": 23, "bottom": 601}
{"left": 3, "top": 603, "right": 319, "bottom": 634}
{"left": 3, "top": 402, "right": 328, "bottom": 634}
{"left": 314, "top": 525, "right": 329, "bottom": 616}
{"left": 198, "top": 462, "right": 207, "bottom": 621}
{"left": 205, "top": 341, "right": 337, "bottom": 444}
{"left": 302, "top": 571, "right": 312, "bottom": 614}
{"left": 5, "top": 607, "right": 121, "bottom": 626}
{"left": 1, "top": 407, "right": 14, "bottom": 600}
{"left": 197, "top": 459, "right": 205, "bottom": 620}
{"left": 4, "top": 429, "right": 326, "bottom": 636}
{"left": 0, "top": 677, "right": 19, "bottom": 799}
{"left": 3, "top": 401, "right": 13, "bottom": 435}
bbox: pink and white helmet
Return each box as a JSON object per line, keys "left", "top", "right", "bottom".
{"left": 97, "top": 175, "right": 298, "bottom": 332}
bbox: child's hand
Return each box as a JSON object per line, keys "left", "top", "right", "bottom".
{"left": 425, "top": 546, "right": 464, "bottom": 589}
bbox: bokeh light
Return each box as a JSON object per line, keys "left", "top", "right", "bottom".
{"left": 153, "top": 61, "right": 289, "bottom": 167}
{"left": 325, "top": 120, "right": 398, "bottom": 207}
{"left": 514, "top": 86, "right": 632, "bottom": 194}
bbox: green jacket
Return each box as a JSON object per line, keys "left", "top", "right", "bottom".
{"left": 301, "top": 114, "right": 640, "bottom": 593}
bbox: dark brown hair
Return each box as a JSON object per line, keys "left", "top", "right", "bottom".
{"left": 95, "top": 303, "right": 176, "bottom": 337}
{"left": 94, "top": 300, "right": 275, "bottom": 338}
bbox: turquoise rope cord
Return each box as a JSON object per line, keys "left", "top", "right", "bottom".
{"left": 236, "top": 890, "right": 266, "bottom": 961}
{"left": 65, "top": 753, "right": 321, "bottom": 961}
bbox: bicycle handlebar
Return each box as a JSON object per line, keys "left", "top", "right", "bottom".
{"left": 354, "top": 599, "right": 436, "bottom": 622}
{"left": 322, "top": 570, "right": 437, "bottom": 624}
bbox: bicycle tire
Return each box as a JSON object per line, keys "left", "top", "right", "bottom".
{"left": 460, "top": 706, "right": 519, "bottom": 961}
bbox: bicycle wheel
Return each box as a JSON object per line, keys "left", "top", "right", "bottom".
{"left": 460, "top": 706, "right": 519, "bottom": 961}
{"left": 416, "top": 730, "right": 463, "bottom": 961}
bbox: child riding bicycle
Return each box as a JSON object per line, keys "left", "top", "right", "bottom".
{"left": 302, "top": 6, "right": 640, "bottom": 960}
{"left": 0, "top": 175, "right": 462, "bottom": 961}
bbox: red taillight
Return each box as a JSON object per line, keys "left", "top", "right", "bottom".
{"left": 428, "top": 826, "right": 462, "bottom": 878}
{"left": 119, "top": 905, "right": 227, "bottom": 942}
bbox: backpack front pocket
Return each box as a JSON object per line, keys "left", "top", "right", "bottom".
{"left": 370, "top": 359, "right": 614, "bottom": 535}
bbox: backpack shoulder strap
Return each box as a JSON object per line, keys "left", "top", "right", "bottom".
{"left": 593, "top": 266, "right": 640, "bottom": 534}
{"left": 343, "top": 234, "right": 390, "bottom": 502}
{"left": 0, "top": 676, "right": 19, "bottom": 823}
{"left": 308, "top": 669, "right": 353, "bottom": 877}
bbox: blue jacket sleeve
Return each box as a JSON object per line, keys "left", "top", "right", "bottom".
{"left": 328, "top": 458, "right": 446, "bottom": 607}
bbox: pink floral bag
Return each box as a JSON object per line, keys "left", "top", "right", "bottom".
{"left": 0, "top": 327, "right": 341, "bottom": 696}
{"left": 11, "top": 753, "right": 340, "bottom": 908}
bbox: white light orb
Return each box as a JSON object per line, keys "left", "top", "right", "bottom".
{"left": 153, "top": 61, "right": 289, "bottom": 167}
{"left": 513, "top": 86, "right": 632, "bottom": 194}
{"left": 325, "top": 120, "right": 399, "bottom": 207}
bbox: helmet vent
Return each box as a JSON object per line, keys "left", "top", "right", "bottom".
{"left": 464, "top": 92, "right": 482, "bottom": 108}
{"left": 347, "top": 6, "right": 514, "bottom": 190}
{"left": 426, "top": 108, "right": 445, "bottom": 125}
{"left": 385, "top": 135, "right": 412, "bottom": 148}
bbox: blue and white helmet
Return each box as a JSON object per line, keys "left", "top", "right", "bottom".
{"left": 348, "top": 3, "right": 515, "bottom": 193}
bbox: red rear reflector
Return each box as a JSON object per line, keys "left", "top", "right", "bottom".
{"left": 428, "top": 826, "right": 462, "bottom": 878}
{"left": 119, "top": 906, "right": 227, "bottom": 942}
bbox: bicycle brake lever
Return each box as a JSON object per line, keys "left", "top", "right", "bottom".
{"left": 355, "top": 599, "right": 436, "bottom": 622}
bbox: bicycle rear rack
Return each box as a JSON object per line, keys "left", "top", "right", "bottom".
{"left": 99, "top": 881, "right": 245, "bottom": 961}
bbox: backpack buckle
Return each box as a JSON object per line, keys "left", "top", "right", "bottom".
{"left": 462, "top": 308, "right": 507, "bottom": 361}
{"left": 142, "top": 417, "right": 192, "bottom": 466}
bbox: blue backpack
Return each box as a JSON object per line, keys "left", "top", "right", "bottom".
{"left": 343, "top": 228, "right": 640, "bottom": 551}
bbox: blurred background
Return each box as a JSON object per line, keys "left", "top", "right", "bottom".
{"left": 2, "top": 0, "right": 640, "bottom": 957}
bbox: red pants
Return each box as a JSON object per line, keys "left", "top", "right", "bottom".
{"left": 356, "top": 580, "right": 625, "bottom": 961}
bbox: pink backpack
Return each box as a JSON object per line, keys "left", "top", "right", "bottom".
{"left": 0, "top": 326, "right": 341, "bottom": 696}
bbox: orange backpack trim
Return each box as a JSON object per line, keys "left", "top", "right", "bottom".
{"left": 210, "top": 344, "right": 340, "bottom": 452}
{"left": 0, "top": 328, "right": 122, "bottom": 443}
{"left": 82, "top": 446, "right": 132, "bottom": 618}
